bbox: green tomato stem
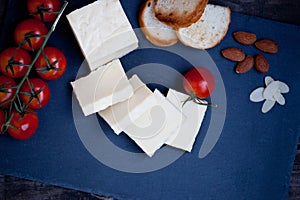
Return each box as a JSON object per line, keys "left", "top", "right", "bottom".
{"left": 7, "top": 1, "right": 68, "bottom": 116}
{"left": 182, "top": 92, "right": 218, "bottom": 108}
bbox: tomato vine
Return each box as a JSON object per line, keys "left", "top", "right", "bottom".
{"left": 0, "top": 1, "right": 68, "bottom": 137}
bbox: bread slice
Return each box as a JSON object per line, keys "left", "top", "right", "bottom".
{"left": 177, "top": 4, "right": 231, "bottom": 49}
{"left": 153, "top": 0, "right": 208, "bottom": 28}
{"left": 139, "top": 0, "right": 178, "bottom": 46}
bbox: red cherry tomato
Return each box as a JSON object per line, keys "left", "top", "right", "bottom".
{"left": 14, "top": 19, "right": 48, "bottom": 51}
{"left": 27, "top": 0, "right": 61, "bottom": 22}
{"left": 0, "top": 47, "right": 32, "bottom": 78}
{"left": 183, "top": 67, "right": 215, "bottom": 99}
{"left": 0, "top": 75, "right": 17, "bottom": 108}
{"left": 7, "top": 109, "right": 38, "bottom": 140}
{"left": 20, "top": 78, "right": 50, "bottom": 109}
{"left": 0, "top": 109, "right": 5, "bottom": 133}
{"left": 35, "top": 47, "right": 67, "bottom": 80}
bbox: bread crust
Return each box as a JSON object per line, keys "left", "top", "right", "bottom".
{"left": 154, "top": 0, "right": 208, "bottom": 29}
{"left": 138, "top": 0, "right": 178, "bottom": 47}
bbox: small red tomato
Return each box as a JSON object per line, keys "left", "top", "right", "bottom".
{"left": 35, "top": 47, "right": 67, "bottom": 80}
{"left": 7, "top": 109, "right": 38, "bottom": 140}
{"left": 0, "top": 47, "right": 32, "bottom": 78}
{"left": 20, "top": 78, "right": 50, "bottom": 109}
{"left": 0, "top": 109, "right": 5, "bottom": 133}
{"left": 27, "top": 0, "right": 61, "bottom": 22}
{"left": 183, "top": 67, "right": 215, "bottom": 99}
{"left": 14, "top": 19, "right": 48, "bottom": 51}
{"left": 0, "top": 75, "right": 17, "bottom": 108}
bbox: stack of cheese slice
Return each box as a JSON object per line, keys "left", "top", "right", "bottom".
{"left": 72, "top": 63, "right": 207, "bottom": 156}
{"left": 68, "top": 0, "right": 208, "bottom": 157}
{"left": 98, "top": 75, "right": 157, "bottom": 135}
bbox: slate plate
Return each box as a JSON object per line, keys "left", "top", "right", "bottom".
{"left": 0, "top": 0, "right": 300, "bottom": 199}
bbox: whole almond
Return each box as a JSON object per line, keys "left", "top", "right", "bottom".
{"left": 235, "top": 55, "right": 254, "bottom": 74}
{"left": 255, "top": 39, "right": 279, "bottom": 54}
{"left": 221, "top": 47, "right": 246, "bottom": 62}
{"left": 255, "top": 54, "right": 269, "bottom": 73}
{"left": 233, "top": 31, "right": 257, "bottom": 45}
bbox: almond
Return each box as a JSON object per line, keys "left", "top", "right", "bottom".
{"left": 255, "top": 54, "right": 269, "bottom": 73}
{"left": 221, "top": 47, "right": 246, "bottom": 62}
{"left": 235, "top": 55, "right": 254, "bottom": 74}
{"left": 255, "top": 39, "right": 279, "bottom": 54}
{"left": 233, "top": 31, "right": 257, "bottom": 45}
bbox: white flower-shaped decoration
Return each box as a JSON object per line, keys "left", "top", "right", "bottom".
{"left": 249, "top": 76, "right": 290, "bottom": 113}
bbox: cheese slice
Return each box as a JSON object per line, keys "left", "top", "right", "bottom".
{"left": 66, "top": 0, "right": 139, "bottom": 71}
{"left": 98, "top": 75, "right": 157, "bottom": 134}
{"left": 71, "top": 59, "right": 133, "bottom": 116}
{"left": 123, "top": 89, "right": 183, "bottom": 157}
{"left": 165, "top": 89, "right": 207, "bottom": 152}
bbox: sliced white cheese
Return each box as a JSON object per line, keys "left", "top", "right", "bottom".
{"left": 71, "top": 59, "right": 133, "bottom": 116}
{"left": 98, "top": 75, "right": 157, "bottom": 134}
{"left": 165, "top": 89, "right": 207, "bottom": 152}
{"left": 123, "top": 89, "right": 183, "bottom": 157}
{"left": 66, "top": 0, "right": 138, "bottom": 71}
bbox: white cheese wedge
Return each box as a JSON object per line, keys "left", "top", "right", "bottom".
{"left": 98, "top": 75, "right": 157, "bottom": 134}
{"left": 123, "top": 89, "right": 183, "bottom": 157}
{"left": 66, "top": 0, "right": 139, "bottom": 71}
{"left": 165, "top": 89, "right": 207, "bottom": 152}
{"left": 71, "top": 59, "right": 133, "bottom": 116}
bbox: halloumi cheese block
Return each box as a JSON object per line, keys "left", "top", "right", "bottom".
{"left": 123, "top": 89, "right": 183, "bottom": 157}
{"left": 165, "top": 89, "right": 207, "bottom": 152}
{"left": 67, "top": 0, "right": 139, "bottom": 71}
{"left": 71, "top": 59, "right": 133, "bottom": 116}
{"left": 98, "top": 75, "right": 157, "bottom": 134}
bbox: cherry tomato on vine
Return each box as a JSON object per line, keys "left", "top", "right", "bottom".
{"left": 183, "top": 67, "right": 215, "bottom": 99}
{"left": 14, "top": 19, "right": 48, "bottom": 51}
{"left": 0, "top": 110, "right": 5, "bottom": 133}
{"left": 27, "top": 0, "right": 61, "bottom": 22}
{"left": 7, "top": 109, "right": 38, "bottom": 140}
{"left": 20, "top": 78, "right": 50, "bottom": 109}
{"left": 35, "top": 46, "right": 67, "bottom": 80}
{"left": 0, "top": 75, "right": 17, "bottom": 108}
{"left": 0, "top": 47, "right": 32, "bottom": 78}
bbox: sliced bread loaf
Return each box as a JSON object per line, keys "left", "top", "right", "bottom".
{"left": 176, "top": 4, "right": 231, "bottom": 49}
{"left": 153, "top": 0, "right": 208, "bottom": 28}
{"left": 139, "top": 0, "right": 178, "bottom": 46}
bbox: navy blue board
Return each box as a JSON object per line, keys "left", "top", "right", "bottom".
{"left": 1, "top": 0, "right": 300, "bottom": 199}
